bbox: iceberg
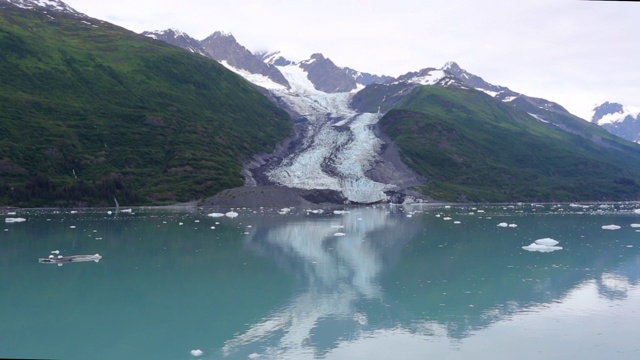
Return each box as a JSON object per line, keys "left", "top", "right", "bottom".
{"left": 534, "top": 238, "right": 559, "bottom": 246}
{"left": 190, "top": 349, "right": 203, "bottom": 357}
{"left": 602, "top": 224, "right": 621, "bottom": 230}
{"left": 522, "top": 243, "right": 562, "bottom": 253}
{"left": 225, "top": 211, "right": 239, "bottom": 218}
{"left": 4, "top": 217, "right": 26, "bottom": 223}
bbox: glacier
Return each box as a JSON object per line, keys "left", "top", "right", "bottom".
{"left": 226, "top": 61, "right": 392, "bottom": 203}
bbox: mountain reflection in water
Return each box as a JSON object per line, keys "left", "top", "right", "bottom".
{"left": 220, "top": 204, "right": 640, "bottom": 359}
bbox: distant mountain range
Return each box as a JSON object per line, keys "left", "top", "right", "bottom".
{"left": 2, "top": 0, "right": 640, "bottom": 205}
{"left": 591, "top": 101, "right": 640, "bottom": 143}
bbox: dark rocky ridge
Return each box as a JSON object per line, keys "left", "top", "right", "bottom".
{"left": 298, "top": 53, "right": 358, "bottom": 93}
{"left": 201, "top": 32, "right": 291, "bottom": 88}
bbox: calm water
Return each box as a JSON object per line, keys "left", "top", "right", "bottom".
{"left": 2, "top": 204, "right": 640, "bottom": 359}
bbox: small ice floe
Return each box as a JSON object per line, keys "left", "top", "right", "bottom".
{"left": 634, "top": 209, "right": 640, "bottom": 214}
{"left": 522, "top": 238, "right": 562, "bottom": 252}
{"left": 207, "top": 212, "right": 225, "bottom": 218}
{"left": 248, "top": 354, "right": 260, "bottom": 359}
{"left": 631, "top": 224, "right": 640, "bottom": 228}
{"left": 334, "top": 232, "right": 346, "bottom": 237}
{"left": 331, "top": 225, "right": 345, "bottom": 229}
{"left": 6, "top": 212, "right": 16, "bottom": 215}
{"left": 225, "top": 211, "right": 239, "bottom": 218}
{"left": 69, "top": 225, "right": 76, "bottom": 229}
{"left": 120, "top": 209, "right": 132, "bottom": 213}
{"left": 443, "top": 217, "right": 452, "bottom": 221}
{"left": 51, "top": 250, "right": 60, "bottom": 255}
{"left": 179, "top": 222, "right": 184, "bottom": 226}
{"left": 278, "top": 207, "right": 291, "bottom": 215}
{"left": 107, "top": 211, "right": 112, "bottom": 215}
{"left": 190, "top": 349, "right": 203, "bottom": 357}
{"left": 308, "top": 209, "right": 324, "bottom": 214}
{"left": 70, "top": 210, "right": 78, "bottom": 214}
{"left": 508, "top": 224, "right": 518, "bottom": 228}
{"left": 353, "top": 312, "right": 368, "bottom": 325}
{"left": 5, "top": 218, "right": 26, "bottom": 223}
{"left": 602, "top": 224, "right": 621, "bottom": 230}
{"left": 333, "top": 210, "right": 350, "bottom": 215}
{"left": 497, "top": 222, "right": 508, "bottom": 228}
{"left": 454, "top": 221, "right": 461, "bottom": 224}
{"left": 534, "top": 238, "right": 559, "bottom": 246}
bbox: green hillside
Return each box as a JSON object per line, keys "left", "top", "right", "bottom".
{"left": 0, "top": 5, "right": 291, "bottom": 206}
{"left": 377, "top": 86, "right": 640, "bottom": 202}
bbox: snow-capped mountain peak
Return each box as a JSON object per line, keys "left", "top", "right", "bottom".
{"left": 3, "top": 0, "right": 85, "bottom": 17}
{"left": 256, "top": 51, "right": 294, "bottom": 67}
{"left": 590, "top": 101, "right": 640, "bottom": 143}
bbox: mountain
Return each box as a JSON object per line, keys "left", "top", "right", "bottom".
{"left": 0, "top": 0, "right": 292, "bottom": 206}
{"left": 199, "top": 31, "right": 291, "bottom": 89}
{"left": 375, "top": 86, "right": 640, "bottom": 202}
{"left": 146, "top": 29, "right": 393, "bottom": 92}
{"left": 591, "top": 102, "right": 640, "bottom": 143}
{"left": 297, "top": 53, "right": 358, "bottom": 93}
{"left": 3, "top": 1, "right": 640, "bottom": 205}
{"left": 5, "top": 0, "right": 84, "bottom": 17}
{"left": 141, "top": 28, "right": 207, "bottom": 57}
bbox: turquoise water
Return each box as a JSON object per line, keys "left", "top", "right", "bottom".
{"left": 2, "top": 204, "right": 640, "bottom": 359}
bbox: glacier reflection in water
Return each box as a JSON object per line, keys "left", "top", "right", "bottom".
{"left": 220, "top": 204, "right": 640, "bottom": 360}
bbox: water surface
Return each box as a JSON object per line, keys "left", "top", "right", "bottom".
{"left": 2, "top": 204, "right": 640, "bottom": 359}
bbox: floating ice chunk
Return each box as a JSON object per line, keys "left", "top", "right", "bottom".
{"left": 309, "top": 209, "right": 324, "bottom": 214}
{"left": 6, "top": 212, "right": 16, "bottom": 215}
{"left": 534, "top": 238, "right": 559, "bottom": 246}
{"left": 602, "top": 224, "right": 621, "bottom": 230}
{"left": 120, "top": 209, "right": 132, "bottom": 213}
{"left": 51, "top": 250, "right": 60, "bottom": 254}
{"left": 107, "top": 211, "right": 112, "bottom": 215}
{"left": 190, "top": 349, "right": 203, "bottom": 357}
{"left": 207, "top": 213, "right": 225, "bottom": 217}
{"left": 225, "top": 211, "right": 239, "bottom": 218}
{"left": 248, "top": 354, "right": 260, "bottom": 359}
{"left": 69, "top": 225, "right": 76, "bottom": 229}
{"left": 70, "top": 210, "right": 78, "bottom": 214}
{"left": 443, "top": 217, "right": 452, "bottom": 221}
{"left": 631, "top": 224, "right": 640, "bottom": 228}
{"left": 634, "top": 209, "right": 640, "bottom": 214}
{"left": 334, "top": 210, "right": 350, "bottom": 215}
{"left": 5, "top": 218, "right": 26, "bottom": 223}
{"left": 454, "top": 221, "right": 461, "bottom": 224}
{"left": 497, "top": 222, "right": 509, "bottom": 227}
{"left": 331, "top": 225, "right": 345, "bottom": 229}
{"left": 334, "top": 232, "right": 346, "bottom": 237}
{"left": 522, "top": 243, "right": 563, "bottom": 252}
{"left": 508, "top": 224, "right": 518, "bottom": 228}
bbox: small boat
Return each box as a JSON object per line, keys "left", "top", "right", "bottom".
{"left": 38, "top": 253, "right": 102, "bottom": 265}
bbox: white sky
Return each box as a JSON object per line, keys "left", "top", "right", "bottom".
{"left": 64, "top": 0, "right": 639, "bottom": 120}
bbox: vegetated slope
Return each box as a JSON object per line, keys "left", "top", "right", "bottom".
{"left": 376, "top": 86, "right": 640, "bottom": 202}
{"left": 0, "top": 5, "right": 291, "bottom": 206}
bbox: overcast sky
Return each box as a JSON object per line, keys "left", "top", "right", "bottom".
{"left": 65, "top": 0, "right": 639, "bottom": 120}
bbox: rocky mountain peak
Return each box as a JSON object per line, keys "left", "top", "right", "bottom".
{"left": 298, "top": 53, "right": 357, "bottom": 93}
{"left": 200, "top": 31, "right": 290, "bottom": 88}
{"left": 592, "top": 101, "right": 624, "bottom": 123}
{"left": 141, "top": 28, "right": 207, "bottom": 57}
{"left": 256, "top": 51, "right": 294, "bottom": 66}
